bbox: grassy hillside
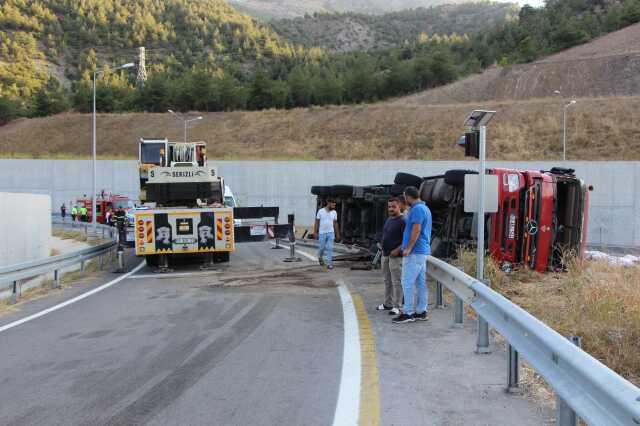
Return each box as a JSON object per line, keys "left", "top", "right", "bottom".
{"left": 398, "top": 22, "right": 640, "bottom": 105}
{"left": 2, "top": 96, "right": 639, "bottom": 160}
{"left": 0, "top": 0, "right": 298, "bottom": 100}
{"left": 270, "top": 3, "right": 517, "bottom": 52}
{"left": 229, "top": 0, "right": 467, "bottom": 20}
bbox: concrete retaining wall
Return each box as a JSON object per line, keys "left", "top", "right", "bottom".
{"left": 0, "top": 192, "right": 51, "bottom": 267}
{"left": 0, "top": 160, "right": 638, "bottom": 248}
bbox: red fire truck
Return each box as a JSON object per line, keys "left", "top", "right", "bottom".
{"left": 76, "top": 194, "right": 132, "bottom": 224}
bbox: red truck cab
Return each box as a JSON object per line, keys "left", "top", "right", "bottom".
{"left": 489, "top": 168, "right": 589, "bottom": 272}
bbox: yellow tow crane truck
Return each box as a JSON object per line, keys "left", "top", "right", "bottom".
{"left": 134, "top": 138, "right": 285, "bottom": 270}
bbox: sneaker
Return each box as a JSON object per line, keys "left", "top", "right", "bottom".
{"left": 376, "top": 304, "right": 392, "bottom": 311}
{"left": 388, "top": 308, "right": 400, "bottom": 316}
{"left": 392, "top": 313, "right": 415, "bottom": 324}
{"left": 413, "top": 312, "right": 429, "bottom": 321}
{"left": 327, "top": 265, "right": 334, "bottom": 270}
{"left": 318, "top": 258, "right": 325, "bottom": 266}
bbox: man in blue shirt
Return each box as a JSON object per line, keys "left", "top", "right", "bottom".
{"left": 393, "top": 186, "right": 432, "bottom": 324}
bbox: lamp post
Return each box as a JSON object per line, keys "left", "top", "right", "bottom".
{"left": 463, "top": 110, "right": 497, "bottom": 355}
{"left": 91, "top": 62, "right": 135, "bottom": 238}
{"left": 167, "top": 110, "right": 203, "bottom": 143}
{"left": 563, "top": 100, "right": 576, "bottom": 161}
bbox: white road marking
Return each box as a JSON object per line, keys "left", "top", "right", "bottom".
{"left": 333, "top": 280, "right": 361, "bottom": 426}
{"left": 0, "top": 261, "right": 145, "bottom": 333}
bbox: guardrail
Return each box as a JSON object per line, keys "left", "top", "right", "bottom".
{"left": 426, "top": 255, "right": 640, "bottom": 426}
{"left": 0, "top": 220, "right": 118, "bottom": 304}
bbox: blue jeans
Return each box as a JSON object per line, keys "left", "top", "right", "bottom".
{"left": 401, "top": 253, "right": 428, "bottom": 315}
{"left": 318, "top": 232, "right": 334, "bottom": 266}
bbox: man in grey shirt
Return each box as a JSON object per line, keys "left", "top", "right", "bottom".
{"left": 377, "top": 197, "right": 405, "bottom": 315}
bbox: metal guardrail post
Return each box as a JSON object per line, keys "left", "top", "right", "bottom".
{"left": 557, "top": 336, "right": 581, "bottom": 426}
{"left": 284, "top": 214, "right": 301, "bottom": 263}
{"left": 80, "top": 260, "right": 85, "bottom": 277}
{"left": 10, "top": 280, "right": 18, "bottom": 304}
{"left": 52, "top": 269, "right": 60, "bottom": 289}
{"left": 272, "top": 215, "right": 283, "bottom": 250}
{"left": 476, "top": 279, "right": 491, "bottom": 354}
{"left": 453, "top": 266, "right": 464, "bottom": 328}
{"left": 435, "top": 280, "right": 445, "bottom": 309}
{"left": 507, "top": 344, "right": 520, "bottom": 394}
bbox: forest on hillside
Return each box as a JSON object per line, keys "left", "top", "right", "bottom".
{"left": 270, "top": 3, "right": 517, "bottom": 52}
{"left": 2, "top": 0, "right": 640, "bottom": 125}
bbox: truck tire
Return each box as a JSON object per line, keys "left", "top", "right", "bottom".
{"left": 215, "top": 252, "right": 230, "bottom": 263}
{"left": 394, "top": 172, "right": 423, "bottom": 188}
{"left": 311, "top": 186, "right": 331, "bottom": 196}
{"left": 419, "top": 179, "right": 435, "bottom": 202}
{"left": 330, "top": 185, "right": 355, "bottom": 196}
{"left": 430, "top": 179, "right": 453, "bottom": 206}
{"left": 444, "top": 169, "right": 477, "bottom": 186}
{"left": 145, "top": 255, "right": 159, "bottom": 267}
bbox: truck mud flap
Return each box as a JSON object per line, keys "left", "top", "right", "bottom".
{"left": 234, "top": 223, "right": 292, "bottom": 243}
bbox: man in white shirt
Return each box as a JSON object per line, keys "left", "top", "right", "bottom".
{"left": 314, "top": 199, "right": 341, "bottom": 270}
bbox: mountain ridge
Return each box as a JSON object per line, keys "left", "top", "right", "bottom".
{"left": 229, "top": 0, "right": 468, "bottom": 20}
{"left": 270, "top": 3, "right": 517, "bottom": 52}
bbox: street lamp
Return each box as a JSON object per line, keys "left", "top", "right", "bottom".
{"left": 91, "top": 62, "right": 135, "bottom": 238}
{"left": 563, "top": 100, "right": 576, "bottom": 161}
{"left": 167, "top": 110, "right": 203, "bottom": 143}
{"left": 463, "top": 109, "right": 496, "bottom": 355}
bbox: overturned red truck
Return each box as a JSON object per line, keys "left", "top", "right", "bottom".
{"left": 311, "top": 167, "right": 590, "bottom": 273}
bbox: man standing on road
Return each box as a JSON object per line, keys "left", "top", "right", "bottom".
{"left": 60, "top": 203, "right": 66, "bottom": 221}
{"left": 377, "top": 198, "right": 405, "bottom": 316}
{"left": 314, "top": 198, "right": 340, "bottom": 270}
{"left": 393, "top": 186, "right": 432, "bottom": 324}
{"left": 71, "top": 205, "right": 78, "bottom": 222}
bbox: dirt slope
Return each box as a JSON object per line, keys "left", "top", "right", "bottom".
{"left": 2, "top": 96, "right": 639, "bottom": 160}
{"left": 398, "top": 22, "right": 640, "bottom": 105}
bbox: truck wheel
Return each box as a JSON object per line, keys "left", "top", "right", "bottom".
{"left": 444, "top": 170, "right": 478, "bottom": 186}
{"left": 145, "top": 255, "right": 159, "bottom": 267}
{"left": 215, "top": 252, "right": 230, "bottom": 263}
{"left": 311, "top": 186, "right": 331, "bottom": 196}
{"left": 330, "top": 185, "right": 354, "bottom": 196}
{"left": 430, "top": 179, "right": 453, "bottom": 206}
{"left": 394, "top": 172, "right": 423, "bottom": 188}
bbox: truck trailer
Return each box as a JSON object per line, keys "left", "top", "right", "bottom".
{"left": 311, "top": 167, "right": 590, "bottom": 273}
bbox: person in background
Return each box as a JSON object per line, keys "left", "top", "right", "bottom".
{"left": 71, "top": 205, "right": 78, "bottom": 222}
{"left": 314, "top": 198, "right": 340, "bottom": 270}
{"left": 398, "top": 195, "right": 407, "bottom": 214}
{"left": 105, "top": 208, "right": 113, "bottom": 227}
{"left": 393, "top": 186, "right": 432, "bottom": 324}
{"left": 80, "top": 205, "right": 88, "bottom": 222}
{"left": 60, "top": 203, "right": 66, "bottom": 221}
{"left": 377, "top": 198, "right": 405, "bottom": 316}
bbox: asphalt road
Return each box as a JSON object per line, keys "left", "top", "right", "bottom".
{"left": 0, "top": 242, "right": 551, "bottom": 425}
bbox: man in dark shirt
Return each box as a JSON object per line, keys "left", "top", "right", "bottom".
{"left": 377, "top": 198, "right": 406, "bottom": 315}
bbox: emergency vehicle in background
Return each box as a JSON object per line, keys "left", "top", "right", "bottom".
{"left": 75, "top": 194, "right": 132, "bottom": 224}
{"left": 311, "top": 167, "right": 590, "bottom": 273}
{"left": 134, "top": 138, "right": 284, "bottom": 268}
